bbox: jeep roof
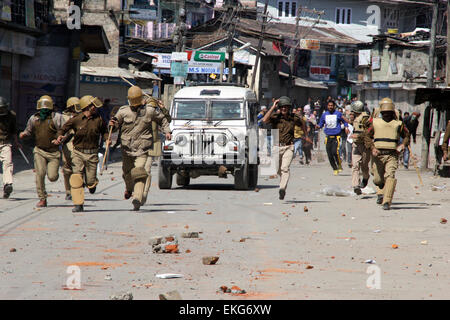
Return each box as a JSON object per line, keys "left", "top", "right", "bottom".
{"left": 174, "top": 85, "right": 257, "bottom": 101}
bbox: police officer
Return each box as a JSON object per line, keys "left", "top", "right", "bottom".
{"left": 143, "top": 95, "right": 172, "bottom": 205}
{"left": 0, "top": 97, "right": 19, "bottom": 199}
{"left": 61, "top": 97, "right": 81, "bottom": 200}
{"left": 262, "top": 96, "right": 309, "bottom": 200}
{"left": 442, "top": 120, "right": 450, "bottom": 162}
{"left": 56, "top": 95, "right": 108, "bottom": 212}
{"left": 19, "top": 95, "right": 65, "bottom": 207}
{"left": 363, "top": 97, "right": 410, "bottom": 210}
{"left": 109, "top": 86, "right": 171, "bottom": 211}
{"left": 350, "top": 100, "right": 371, "bottom": 195}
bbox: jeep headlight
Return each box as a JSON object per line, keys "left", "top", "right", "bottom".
{"left": 215, "top": 134, "right": 228, "bottom": 147}
{"left": 175, "top": 135, "right": 187, "bottom": 146}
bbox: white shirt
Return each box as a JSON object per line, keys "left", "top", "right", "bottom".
{"left": 347, "top": 124, "right": 354, "bottom": 144}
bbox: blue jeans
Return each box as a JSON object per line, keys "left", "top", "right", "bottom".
{"left": 294, "top": 138, "right": 303, "bottom": 159}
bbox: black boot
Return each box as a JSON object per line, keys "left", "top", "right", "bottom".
{"left": 279, "top": 189, "right": 286, "bottom": 200}
{"left": 65, "top": 194, "right": 72, "bottom": 200}
{"left": 132, "top": 199, "right": 141, "bottom": 211}
{"left": 72, "top": 205, "right": 84, "bottom": 212}
{"left": 360, "top": 178, "right": 369, "bottom": 189}
{"left": 88, "top": 186, "right": 96, "bottom": 194}
{"left": 354, "top": 187, "right": 362, "bottom": 195}
{"left": 382, "top": 203, "right": 390, "bottom": 210}
{"left": 376, "top": 194, "right": 383, "bottom": 204}
{"left": 3, "top": 184, "right": 13, "bottom": 199}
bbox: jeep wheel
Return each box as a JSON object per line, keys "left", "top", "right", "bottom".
{"left": 248, "top": 164, "right": 258, "bottom": 189}
{"left": 234, "top": 162, "right": 249, "bottom": 190}
{"left": 176, "top": 173, "right": 190, "bottom": 187}
{"left": 158, "top": 162, "right": 172, "bottom": 189}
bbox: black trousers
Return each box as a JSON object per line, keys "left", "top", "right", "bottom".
{"left": 325, "top": 135, "right": 342, "bottom": 171}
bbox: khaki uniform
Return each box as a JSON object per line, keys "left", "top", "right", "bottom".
{"left": 363, "top": 118, "right": 410, "bottom": 206}
{"left": 352, "top": 112, "right": 370, "bottom": 188}
{"left": 0, "top": 111, "right": 16, "bottom": 186}
{"left": 441, "top": 122, "right": 450, "bottom": 158}
{"left": 114, "top": 100, "right": 170, "bottom": 206}
{"left": 21, "top": 112, "right": 64, "bottom": 200}
{"left": 59, "top": 113, "right": 108, "bottom": 204}
{"left": 268, "top": 113, "right": 306, "bottom": 191}
{"left": 61, "top": 111, "right": 76, "bottom": 196}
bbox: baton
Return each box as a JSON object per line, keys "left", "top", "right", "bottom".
{"left": 18, "top": 146, "right": 30, "bottom": 165}
{"left": 100, "top": 125, "right": 113, "bottom": 175}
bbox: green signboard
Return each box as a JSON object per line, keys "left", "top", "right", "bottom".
{"left": 193, "top": 51, "right": 225, "bottom": 63}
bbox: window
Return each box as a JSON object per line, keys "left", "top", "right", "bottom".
{"left": 211, "top": 102, "right": 242, "bottom": 119}
{"left": 291, "top": 2, "right": 297, "bottom": 17}
{"left": 175, "top": 101, "right": 207, "bottom": 119}
{"left": 285, "top": 2, "right": 290, "bottom": 17}
{"left": 278, "top": 2, "right": 283, "bottom": 17}
{"left": 335, "top": 7, "right": 351, "bottom": 24}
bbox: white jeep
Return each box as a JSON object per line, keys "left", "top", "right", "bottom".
{"left": 159, "top": 84, "right": 259, "bottom": 190}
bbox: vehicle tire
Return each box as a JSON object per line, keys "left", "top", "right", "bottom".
{"left": 248, "top": 164, "right": 258, "bottom": 189}
{"left": 158, "top": 161, "right": 172, "bottom": 189}
{"left": 176, "top": 173, "right": 190, "bottom": 187}
{"left": 234, "top": 162, "right": 249, "bottom": 190}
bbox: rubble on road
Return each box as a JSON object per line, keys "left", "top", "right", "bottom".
{"left": 150, "top": 235, "right": 179, "bottom": 253}
{"left": 156, "top": 273, "right": 183, "bottom": 279}
{"left": 219, "top": 285, "right": 246, "bottom": 294}
{"left": 159, "top": 290, "right": 182, "bottom": 300}
{"left": 181, "top": 232, "right": 199, "bottom": 238}
{"left": 109, "top": 292, "right": 133, "bottom": 300}
{"left": 321, "top": 185, "right": 353, "bottom": 197}
{"left": 202, "top": 256, "right": 219, "bottom": 265}
{"left": 440, "top": 218, "right": 447, "bottom": 224}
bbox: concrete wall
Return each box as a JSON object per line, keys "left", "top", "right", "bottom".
{"left": 259, "top": 0, "right": 422, "bottom": 42}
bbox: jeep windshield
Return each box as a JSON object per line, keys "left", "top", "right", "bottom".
{"left": 175, "top": 101, "right": 207, "bottom": 120}
{"left": 174, "top": 100, "right": 243, "bottom": 120}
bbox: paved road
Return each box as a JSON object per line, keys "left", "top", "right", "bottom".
{"left": 0, "top": 143, "right": 449, "bottom": 300}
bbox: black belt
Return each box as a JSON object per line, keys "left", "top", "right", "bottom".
{"left": 75, "top": 148, "right": 98, "bottom": 154}
{"left": 374, "top": 138, "right": 398, "bottom": 143}
{"left": 378, "top": 149, "right": 397, "bottom": 155}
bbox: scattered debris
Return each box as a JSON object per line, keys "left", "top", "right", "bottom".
{"left": 109, "top": 292, "right": 133, "bottom": 300}
{"left": 341, "top": 213, "right": 346, "bottom": 217}
{"left": 156, "top": 273, "right": 183, "bottom": 279}
{"left": 303, "top": 206, "right": 309, "bottom": 212}
{"left": 185, "top": 249, "right": 191, "bottom": 253}
{"left": 104, "top": 273, "right": 112, "bottom": 281}
{"left": 321, "top": 185, "right": 353, "bottom": 197}
{"left": 373, "top": 230, "right": 381, "bottom": 233}
{"left": 239, "top": 238, "right": 246, "bottom": 242}
{"left": 111, "top": 177, "right": 115, "bottom": 181}
{"left": 219, "top": 285, "right": 246, "bottom": 294}
{"left": 255, "top": 188, "right": 260, "bottom": 192}
{"left": 364, "top": 259, "right": 376, "bottom": 264}
{"left": 226, "top": 229, "right": 231, "bottom": 233}
{"left": 440, "top": 218, "right": 447, "bottom": 224}
{"left": 181, "top": 232, "right": 199, "bottom": 238}
{"left": 263, "top": 203, "right": 273, "bottom": 206}
{"left": 421, "top": 240, "right": 428, "bottom": 245}
{"left": 305, "top": 265, "right": 314, "bottom": 269}
{"left": 159, "top": 290, "right": 182, "bottom": 300}
{"left": 206, "top": 211, "right": 213, "bottom": 215}
{"left": 184, "top": 225, "right": 189, "bottom": 229}
{"left": 150, "top": 235, "right": 179, "bottom": 253}
{"left": 9, "top": 248, "right": 16, "bottom": 253}
{"left": 202, "top": 256, "right": 219, "bottom": 265}
{"left": 392, "top": 244, "right": 399, "bottom": 249}
{"left": 431, "top": 185, "right": 446, "bottom": 191}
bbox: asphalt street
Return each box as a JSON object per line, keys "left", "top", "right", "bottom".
{"left": 0, "top": 142, "right": 449, "bottom": 300}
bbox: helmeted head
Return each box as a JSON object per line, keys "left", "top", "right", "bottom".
{"left": 66, "top": 97, "right": 81, "bottom": 113}
{"left": 351, "top": 100, "right": 364, "bottom": 113}
{"left": 128, "top": 86, "right": 144, "bottom": 107}
{"left": 0, "top": 96, "right": 9, "bottom": 116}
{"left": 379, "top": 97, "right": 395, "bottom": 112}
{"left": 79, "top": 95, "right": 103, "bottom": 115}
{"left": 278, "top": 96, "right": 292, "bottom": 116}
{"left": 379, "top": 97, "right": 395, "bottom": 122}
{"left": 36, "top": 95, "right": 54, "bottom": 110}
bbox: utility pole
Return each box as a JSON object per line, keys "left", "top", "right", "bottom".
{"left": 287, "top": 6, "right": 302, "bottom": 97}
{"left": 250, "top": 0, "right": 269, "bottom": 92}
{"left": 226, "top": 8, "right": 238, "bottom": 83}
{"left": 175, "top": 0, "right": 186, "bottom": 52}
{"left": 421, "top": 0, "right": 439, "bottom": 170}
